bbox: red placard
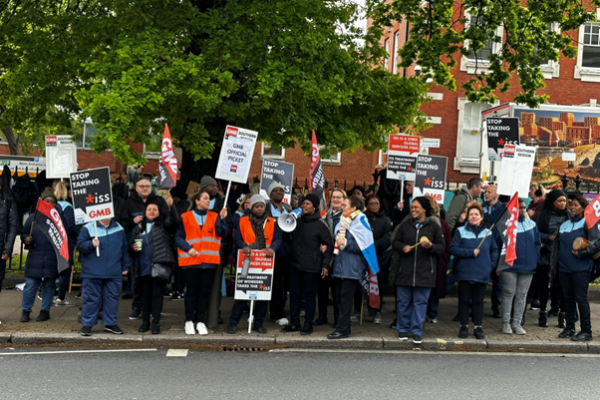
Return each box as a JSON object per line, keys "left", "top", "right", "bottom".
{"left": 388, "top": 134, "right": 421, "bottom": 155}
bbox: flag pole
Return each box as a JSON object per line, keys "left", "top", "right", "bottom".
{"left": 474, "top": 193, "right": 516, "bottom": 251}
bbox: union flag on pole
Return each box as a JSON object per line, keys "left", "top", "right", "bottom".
{"left": 156, "top": 124, "right": 177, "bottom": 189}
{"left": 584, "top": 193, "right": 600, "bottom": 229}
{"left": 497, "top": 193, "right": 519, "bottom": 271}
{"left": 33, "top": 198, "right": 69, "bottom": 273}
{"left": 309, "top": 130, "right": 326, "bottom": 210}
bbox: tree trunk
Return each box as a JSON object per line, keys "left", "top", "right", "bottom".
{"left": 0, "top": 106, "right": 19, "bottom": 155}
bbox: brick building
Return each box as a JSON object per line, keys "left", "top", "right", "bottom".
{"left": 371, "top": 2, "right": 600, "bottom": 181}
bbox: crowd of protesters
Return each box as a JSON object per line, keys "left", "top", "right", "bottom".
{"left": 0, "top": 168, "right": 597, "bottom": 344}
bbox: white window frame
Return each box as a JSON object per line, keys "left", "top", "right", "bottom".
{"left": 538, "top": 23, "right": 561, "bottom": 79}
{"left": 261, "top": 143, "right": 285, "bottom": 160}
{"left": 384, "top": 38, "right": 390, "bottom": 70}
{"left": 454, "top": 98, "right": 495, "bottom": 173}
{"left": 319, "top": 146, "right": 341, "bottom": 165}
{"left": 460, "top": 11, "right": 504, "bottom": 74}
{"left": 575, "top": 12, "right": 600, "bottom": 82}
{"left": 392, "top": 31, "right": 400, "bottom": 74}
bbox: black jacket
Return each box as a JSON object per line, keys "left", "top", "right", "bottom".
{"left": 123, "top": 192, "right": 169, "bottom": 232}
{"left": 21, "top": 208, "right": 66, "bottom": 280}
{"left": 210, "top": 195, "right": 234, "bottom": 246}
{"left": 391, "top": 218, "right": 445, "bottom": 288}
{"left": 129, "top": 207, "right": 178, "bottom": 277}
{"left": 113, "top": 195, "right": 129, "bottom": 226}
{"left": 366, "top": 210, "right": 392, "bottom": 256}
{"left": 289, "top": 212, "right": 334, "bottom": 273}
{"left": 0, "top": 193, "right": 20, "bottom": 263}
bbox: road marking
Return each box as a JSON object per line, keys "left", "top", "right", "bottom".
{"left": 166, "top": 349, "right": 189, "bottom": 357}
{"left": 269, "top": 348, "right": 600, "bottom": 358}
{"left": 0, "top": 349, "right": 158, "bottom": 356}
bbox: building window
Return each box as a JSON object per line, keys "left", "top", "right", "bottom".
{"left": 392, "top": 31, "right": 399, "bottom": 74}
{"left": 536, "top": 23, "right": 560, "bottom": 79}
{"left": 384, "top": 38, "right": 390, "bottom": 70}
{"left": 261, "top": 143, "right": 285, "bottom": 159}
{"left": 576, "top": 15, "right": 600, "bottom": 81}
{"left": 73, "top": 121, "right": 100, "bottom": 149}
{"left": 460, "top": 12, "right": 504, "bottom": 74}
{"left": 454, "top": 98, "right": 491, "bottom": 173}
{"left": 319, "top": 146, "right": 341, "bottom": 164}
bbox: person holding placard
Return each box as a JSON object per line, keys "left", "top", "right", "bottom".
{"left": 175, "top": 189, "right": 229, "bottom": 335}
{"left": 54, "top": 182, "right": 78, "bottom": 306}
{"left": 450, "top": 203, "right": 498, "bottom": 340}
{"left": 227, "top": 194, "right": 282, "bottom": 334}
{"left": 78, "top": 217, "right": 130, "bottom": 336}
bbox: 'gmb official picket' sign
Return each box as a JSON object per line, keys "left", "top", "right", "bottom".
{"left": 70, "top": 167, "right": 114, "bottom": 225}
{"left": 234, "top": 250, "right": 274, "bottom": 301}
{"left": 215, "top": 125, "right": 258, "bottom": 184}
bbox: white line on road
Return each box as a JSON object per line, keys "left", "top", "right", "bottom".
{"left": 166, "top": 349, "right": 189, "bottom": 357}
{"left": 0, "top": 349, "right": 158, "bottom": 356}
{"left": 269, "top": 348, "right": 600, "bottom": 358}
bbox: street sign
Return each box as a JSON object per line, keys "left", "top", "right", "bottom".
{"left": 0, "top": 155, "right": 45, "bottom": 177}
{"left": 260, "top": 159, "right": 295, "bottom": 203}
{"left": 413, "top": 155, "right": 448, "bottom": 204}
{"left": 70, "top": 167, "right": 114, "bottom": 225}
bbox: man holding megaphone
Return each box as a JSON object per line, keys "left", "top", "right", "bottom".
{"left": 281, "top": 193, "right": 334, "bottom": 335}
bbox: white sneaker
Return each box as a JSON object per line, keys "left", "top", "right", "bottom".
{"left": 52, "top": 296, "right": 58, "bottom": 305}
{"left": 196, "top": 322, "right": 208, "bottom": 335}
{"left": 185, "top": 321, "right": 196, "bottom": 335}
{"left": 373, "top": 312, "right": 382, "bottom": 324}
{"left": 55, "top": 297, "right": 71, "bottom": 306}
{"left": 276, "top": 318, "right": 289, "bottom": 326}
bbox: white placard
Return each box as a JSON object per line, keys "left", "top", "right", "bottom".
{"left": 46, "top": 135, "right": 77, "bottom": 179}
{"left": 386, "top": 134, "right": 421, "bottom": 181}
{"left": 562, "top": 152, "right": 576, "bottom": 162}
{"left": 497, "top": 145, "right": 537, "bottom": 197}
{"left": 215, "top": 125, "right": 258, "bottom": 183}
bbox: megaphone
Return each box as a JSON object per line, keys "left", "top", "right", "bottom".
{"left": 278, "top": 209, "right": 302, "bottom": 232}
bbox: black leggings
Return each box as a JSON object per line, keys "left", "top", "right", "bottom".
{"left": 534, "top": 264, "right": 551, "bottom": 311}
{"left": 458, "top": 281, "right": 486, "bottom": 326}
{"left": 139, "top": 275, "right": 165, "bottom": 323}
{"left": 184, "top": 268, "right": 215, "bottom": 323}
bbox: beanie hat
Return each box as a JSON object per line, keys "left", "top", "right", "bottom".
{"left": 304, "top": 193, "right": 320, "bottom": 211}
{"left": 546, "top": 189, "right": 566, "bottom": 206}
{"left": 200, "top": 175, "right": 217, "bottom": 189}
{"left": 41, "top": 187, "right": 57, "bottom": 202}
{"left": 267, "top": 180, "right": 285, "bottom": 197}
{"left": 412, "top": 196, "right": 433, "bottom": 217}
{"left": 249, "top": 194, "right": 266, "bottom": 209}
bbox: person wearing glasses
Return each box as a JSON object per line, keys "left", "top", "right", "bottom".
{"left": 123, "top": 178, "right": 171, "bottom": 320}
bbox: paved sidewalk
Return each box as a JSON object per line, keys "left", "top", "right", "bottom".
{"left": 0, "top": 285, "right": 599, "bottom": 353}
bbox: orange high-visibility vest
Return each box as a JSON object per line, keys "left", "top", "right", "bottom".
{"left": 239, "top": 216, "right": 275, "bottom": 246}
{"left": 177, "top": 211, "right": 222, "bottom": 266}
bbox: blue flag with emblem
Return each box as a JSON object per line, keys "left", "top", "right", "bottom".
{"left": 347, "top": 213, "right": 379, "bottom": 274}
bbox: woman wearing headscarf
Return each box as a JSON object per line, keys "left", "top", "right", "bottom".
{"left": 316, "top": 188, "right": 346, "bottom": 326}
{"left": 554, "top": 196, "right": 596, "bottom": 341}
{"left": 500, "top": 199, "right": 540, "bottom": 335}
{"left": 391, "top": 197, "right": 445, "bottom": 344}
{"left": 364, "top": 194, "right": 392, "bottom": 324}
{"left": 533, "top": 189, "right": 568, "bottom": 328}
{"left": 450, "top": 203, "right": 498, "bottom": 340}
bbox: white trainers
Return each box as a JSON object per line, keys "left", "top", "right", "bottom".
{"left": 511, "top": 324, "right": 526, "bottom": 335}
{"left": 185, "top": 321, "right": 196, "bottom": 335}
{"left": 55, "top": 297, "right": 71, "bottom": 306}
{"left": 373, "top": 312, "right": 382, "bottom": 324}
{"left": 52, "top": 296, "right": 58, "bottom": 305}
{"left": 275, "top": 318, "right": 289, "bottom": 326}
{"left": 196, "top": 322, "right": 208, "bottom": 335}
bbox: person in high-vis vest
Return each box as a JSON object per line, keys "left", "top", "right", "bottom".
{"left": 175, "top": 189, "right": 229, "bottom": 335}
{"left": 227, "top": 195, "right": 282, "bottom": 334}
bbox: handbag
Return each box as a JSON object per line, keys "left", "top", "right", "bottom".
{"left": 151, "top": 263, "right": 173, "bottom": 283}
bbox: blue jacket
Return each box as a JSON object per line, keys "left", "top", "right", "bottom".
{"left": 505, "top": 217, "right": 540, "bottom": 274}
{"left": 557, "top": 216, "right": 593, "bottom": 273}
{"left": 450, "top": 223, "right": 499, "bottom": 284}
{"left": 78, "top": 220, "right": 131, "bottom": 279}
{"left": 483, "top": 201, "right": 506, "bottom": 224}
{"left": 57, "top": 200, "right": 78, "bottom": 263}
{"left": 21, "top": 209, "right": 66, "bottom": 280}
{"left": 332, "top": 232, "right": 368, "bottom": 281}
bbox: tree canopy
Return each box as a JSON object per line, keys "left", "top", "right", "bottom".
{"left": 0, "top": 0, "right": 595, "bottom": 171}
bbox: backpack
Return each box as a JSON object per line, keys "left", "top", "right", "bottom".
{"left": 12, "top": 175, "right": 37, "bottom": 210}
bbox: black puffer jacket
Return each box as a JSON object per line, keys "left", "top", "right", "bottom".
{"left": 0, "top": 193, "right": 20, "bottom": 264}
{"left": 391, "top": 218, "right": 445, "bottom": 288}
{"left": 130, "top": 207, "right": 178, "bottom": 277}
{"left": 289, "top": 212, "right": 334, "bottom": 273}
{"left": 366, "top": 210, "right": 392, "bottom": 256}
{"left": 21, "top": 207, "right": 66, "bottom": 280}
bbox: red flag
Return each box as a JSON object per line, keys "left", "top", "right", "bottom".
{"left": 156, "top": 124, "right": 178, "bottom": 189}
{"left": 497, "top": 193, "right": 519, "bottom": 269}
{"left": 368, "top": 270, "right": 380, "bottom": 309}
{"left": 34, "top": 198, "right": 69, "bottom": 273}
{"left": 585, "top": 193, "right": 600, "bottom": 229}
{"left": 309, "top": 130, "right": 326, "bottom": 209}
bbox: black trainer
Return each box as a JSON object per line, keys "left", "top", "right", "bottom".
{"left": 281, "top": 324, "right": 301, "bottom": 333}
{"left": 104, "top": 325, "right": 124, "bottom": 334}
{"left": 474, "top": 327, "right": 485, "bottom": 340}
{"left": 538, "top": 311, "right": 548, "bottom": 327}
{"left": 254, "top": 323, "right": 267, "bottom": 334}
{"left": 20, "top": 311, "right": 30, "bottom": 323}
{"left": 81, "top": 326, "right": 92, "bottom": 336}
{"left": 36, "top": 310, "right": 50, "bottom": 322}
{"left": 129, "top": 307, "right": 141, "bottom": 320}
{"left": 571, "top": 331, "right": 593, "bottom": 342}
{"left": 152, "top": 323, "right": 160, "bottom": 335}
{"left": 458, "top": 325, "right": 468, "bottom": 339}
{"left": 558, "top": 328, "right": 576, "bottom": 338}
{"left": 413, "top": 335, "right": 423, "bottom": 344}
{"left": 300, "top": 323, "right": 313, "bottom": 336}
{"left": 398, "top": 332, "right": 409, "bottom": 341}
{"left": 138, "top": 321, "right": 150, "bottom": 333}
{"left": 226, "top": 324, "right": 237, "bottom": 334}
